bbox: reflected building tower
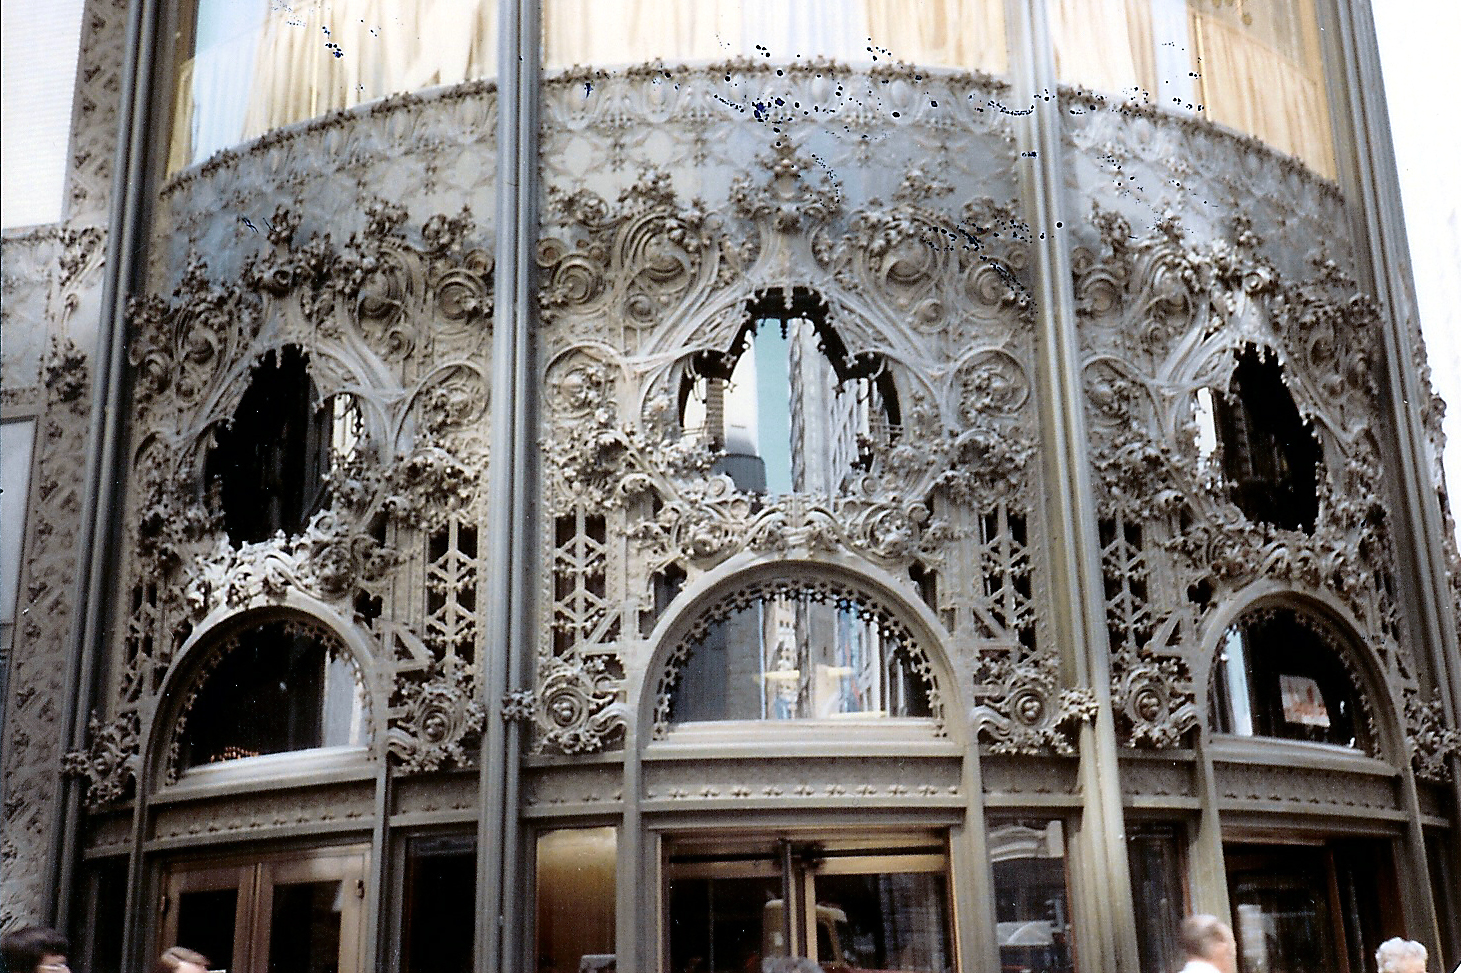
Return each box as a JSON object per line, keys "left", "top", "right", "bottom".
{"left": 2, "top": 1, "right": 1459, "bottom": 972}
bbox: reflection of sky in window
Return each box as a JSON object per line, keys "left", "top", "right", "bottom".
{"left": 1223, "top": 627, "right": 1254, "bottom": 736}
{"left": 754, "top": 323, "right": 793, "bottom": 496}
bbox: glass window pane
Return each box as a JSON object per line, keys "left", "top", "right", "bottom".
{"left": 670, "top": 582, "right": 931, "bottom": 724}
{"left": 1188, "top": 0, "right": 1335, "bottom": 176}
{"left": 1208, "top": 608, "right": 1368, "bottom": 751}
{"left": 541, "top": 0, "right": 1006, "bottom": 74}
{"left": 537, "top": 828, "right": 617, "bottom": 973}
{"left": 669, "top": 875, "right": 785, "bottom": 973}
{"left": 268, "top": 880, "right": 345, "bottom": 973}
{"left": 177, "top": 888, "right": 239, "bottom": 973}
{"left": 989, "top": 821, "right": 1076, "bottom": 973}
{"left": 402, "top": 835, "right": 477, "bottom": 973}
{"left": 1054, "top": 0, "right": 1335, "bottom": 178}
{"left": 811, "top": 873, "right": 952, "bottom": 973}
{"left": 170, "top": 0, "right": 499, "bottom": 171}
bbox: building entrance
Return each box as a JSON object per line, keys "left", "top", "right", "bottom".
{"left": 1225, "top": 839, "right": 1400, "bottom": 973}
{"left": 665, "top": 833, "right": 954, "bottom": 973}
{"left": 159, "top": 845, "right": 368, "bottom": 973}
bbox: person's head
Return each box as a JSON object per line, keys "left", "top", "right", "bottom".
{"left": 0, "top": 926, "right": 69, "bottom": 973}
{"left": 1376, "top": 937, "right": 1428, "bottom": 973}
{"left": 152, "top": 946, "right": 211, "bottom": 973}
{"left": 1180, "top": 914, "right": 1236, "bottom": 973}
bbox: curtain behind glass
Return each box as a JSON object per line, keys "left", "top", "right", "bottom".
{"left": 1190, "top": 0, "right": 1335, "bottom": 177}
{"left": 542, "top": 0, "right": 1006, "bottom": 74}
{"left": 170, "top": 0, "right": 498, "bottom": 172}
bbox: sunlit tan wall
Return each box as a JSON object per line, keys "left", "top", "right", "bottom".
{"left": 542, "top": 0, "right": 1007, "bottom": 75}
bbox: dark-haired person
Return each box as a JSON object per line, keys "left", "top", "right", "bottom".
{"left": 0, "top": 926, "right": 69, "bottom": 973}
{"left": 152, "top": 946, "right": 210, "bottom": 973}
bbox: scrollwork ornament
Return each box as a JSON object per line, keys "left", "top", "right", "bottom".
{"left": 1110, "top": 652, "right": 1198, "bottom": 749}
{"left": 972, "top": 653, "right": 1096, "bottom": 756}
{"left": 388, "top": 657, "right": 485, "bottom": 773}
{"left": 535, "top": 655, "right": 628, "bottom": 755}
{"left": 62, "top": 710, "right": 141, "bottom": 810}
{"left": 1405, "top": 691, "right": 1461, "bottom": 783}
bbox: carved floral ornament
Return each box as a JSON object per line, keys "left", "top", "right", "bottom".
{"left": 387, "top": 655, "right": 486, "bottom": 774}
{"left": 535, "top": 149, "right": 1041, "bottom": 540}
{"left": 107, "top": 201, "right": 497, "bottom": 779}
{"left": 972, "top": 652, "right": 1098, "bottom": 757}
{"left": 532, "top": 144, "right": 1080, "bottom": 755}
{"left": 1066, "top": 207, "right": 1441, "bottom": 759}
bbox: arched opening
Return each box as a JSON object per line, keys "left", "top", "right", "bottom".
{"left": 171, "top": 614, "right": 368, "bottom": 776}
{"left": 1195, "top": 346, "right": 1321, "bottom": 533}
{"left": 657, "top": 573, "right": 935, "bottom": 730}
{"left": 678, "top": 288, "right": 899, "bottom": 496}
{"left": 205, "top": 345, "right": 363, "bottom": 545}
{"left": 1206, "top": 605, "right": 1372, "bottom": 753}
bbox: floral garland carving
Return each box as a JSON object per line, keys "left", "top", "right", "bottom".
{"left": 972, "top": 652, "right": 1098, "bottom": 756}
{"left": 62, "top": 710, "right": 141, "bottom": 810}
{"left": 387, "top": 657, "right": 486, "bottom": 773}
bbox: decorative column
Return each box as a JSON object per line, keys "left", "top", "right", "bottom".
{"left": 477, "top": 1, "right": 542, "bottom": 972}
{"left": 1012, "top": 1, "right": 1142, "bottom": 969}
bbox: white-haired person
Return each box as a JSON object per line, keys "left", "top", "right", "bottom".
{"left": 1375, "top": 937, "right": 1428, "bottom": 973}
{"left": 1178, "top": 914, "right": 1237, "bottom": 973}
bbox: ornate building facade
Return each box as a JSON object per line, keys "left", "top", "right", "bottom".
{"left": 2, "top": 2, "right": 1459, "bottom": 972}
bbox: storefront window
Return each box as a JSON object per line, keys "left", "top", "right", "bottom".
{"left": 169, "top": 0, "right": 499, "bottom": 171}
{"left": 542, "top": 0, "right": 1006, "bottom": 74}
{"left": 666, "top": 834, "right": 952, "bottom": 973}
{"left": 175, "top": 616, "right": 367, "bottom": 772}
{"left": 537, "top": 828, "right": 617, "bottom": 973}
{"left": 401, "top": 835, "right": 477, "bottom": 973}
{"left": 1208, "top": 606, "right": 1371, "bottom": 752}
{"left": 1127, "top": 825, "right": 1186, "bottom": 973}
{"left": 989, "top": 820, "right": 1076, "bottom": 973}
{"left": 665, "top": 577, "right": 933, "bottom": 725}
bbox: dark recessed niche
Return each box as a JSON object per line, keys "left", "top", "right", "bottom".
{"left": 177, "top": 617, "right": 365, "bottom": 770}
{"left": 205, "top": 345, "right": 358, "bottom": 545}
{"left": 1211, "top": 346, "right": 1321, "bottom": 533}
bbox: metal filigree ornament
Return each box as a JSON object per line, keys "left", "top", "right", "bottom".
{"left": 388, "top": 658, "right": 486, "bottom": 773}
{"left": 62, "top": 710, "right": 141, "bottom": 810}
{"left": 536, "top": 656, "right": 628, "bottom": 755}
{"left": 1110, "top": 653, "right": 1198, "bottom": 749}
{"left": 973, "top": 653, "right": 1097, "bottom": 756}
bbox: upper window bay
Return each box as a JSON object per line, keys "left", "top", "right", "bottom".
{"left": 168, "top": 0, "right": 499, "bottom": 172}
{"left": 677, "top": 290, "right": 900, "bottom": 497}
{"left": 204, "top": 344, "right": 364, "bottom": 546}
{"left": 1191, "top": 344, "right": 1322, "bottom": 534}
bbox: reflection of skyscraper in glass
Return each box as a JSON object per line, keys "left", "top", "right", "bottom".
{"left": 685, "top": 317, "right": 886, "bottom": 497}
